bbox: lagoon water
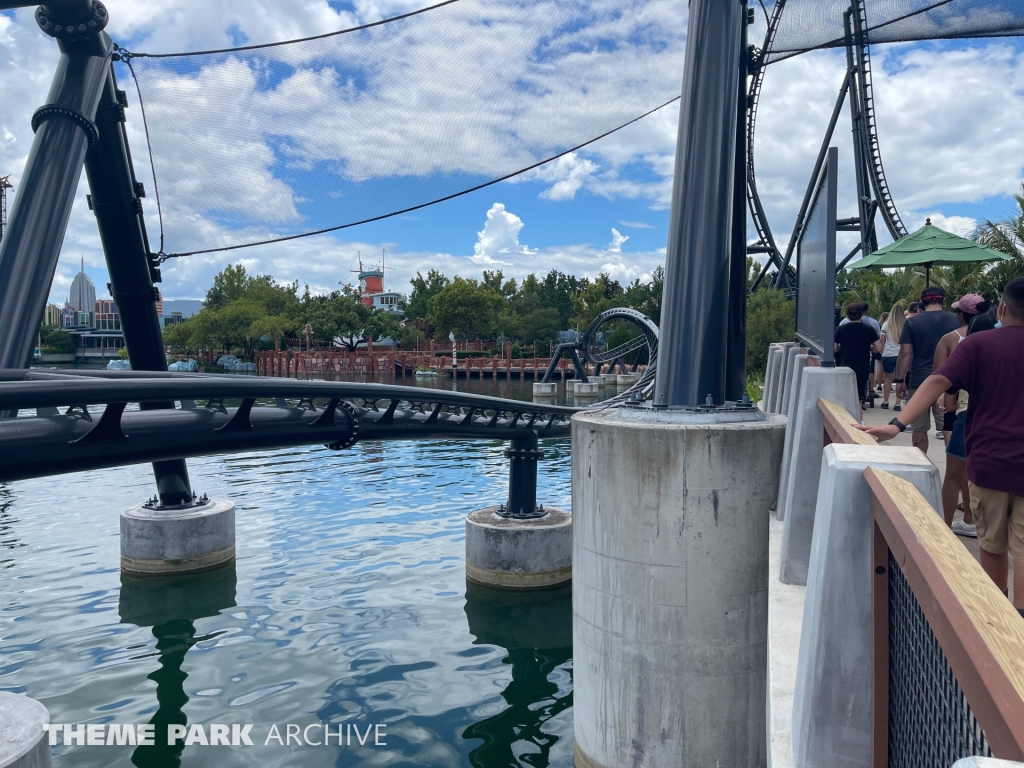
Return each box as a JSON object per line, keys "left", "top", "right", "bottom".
{"left": 0, "top": 374, "right": 582, "bottom": 767}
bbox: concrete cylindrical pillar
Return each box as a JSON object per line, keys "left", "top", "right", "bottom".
{"left": 572, "top": 407, "right": 786, "bottom": 768}
{"left": 615, "top": 373, "right": 641, "bottom": 387}
{"left": 572, "top": 381, "right": 599, "bottom": 396}
{"left": 0, "top": 692, "right": 50, "bottom": 768}
{"left": 120, "top": 498, "right": 235, "bottom": 575}
{"left": 465, "top": 506, "right": 572, "bottom": 588}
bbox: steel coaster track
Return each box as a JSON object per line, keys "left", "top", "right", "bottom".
{"left": 852, "top": 0, "right": 907, "bottom": 241}
{"left": 745, "top": 0, "right": 786, "bottom": 269}
{"left": 0, "top": 370, "right": 585, "bottom": 483}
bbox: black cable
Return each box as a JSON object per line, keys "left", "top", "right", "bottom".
{"left": 121, "top": 52, "right": 166, "bottom": 257}
{"left": 156, "top": 95, "right": 682, "bottom": 261}
{"left": 124, "top": 0, "right": 463, "bottom": 59}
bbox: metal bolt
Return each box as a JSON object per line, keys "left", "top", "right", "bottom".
{"left": 705, "top": 394, "right": 714, "bottom": 406}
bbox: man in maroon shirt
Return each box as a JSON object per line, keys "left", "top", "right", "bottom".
{"left": 858, "top": 276, "right": 1024, "bottom": 616}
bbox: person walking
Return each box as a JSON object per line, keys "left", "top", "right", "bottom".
{"left": 893, "top": 286, "right": 960, "bottom": 452}
{"left": 878, "top": 304, "right": 905, "bottom": 410}
{"left": 858, "top": 277, "right": 1024, "bottom": 617}
{"left": 932, "top": 294, "right": 989, "bottom": 536}
{"left": 834, "top": 304, "right": 882, "bottom": 411}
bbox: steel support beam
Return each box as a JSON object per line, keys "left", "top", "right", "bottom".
{"left": 503, "top": 432, "right": 542, "bottom": 519}
{"left": 655, "top": 0, "right": 744, "bottom": 406}
{"left": 0, "top": 19, "right": 111, "bottom": 369}
{"left": 84, "top": 65, "right": 192, "bottom": 505}
{"left": 725, "top": 14, "right": 750, "bottom": 402}
{"left": 771, "top": 76, "right": 850, "bottom": 289}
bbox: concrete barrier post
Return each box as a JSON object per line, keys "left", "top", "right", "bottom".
{"left": 572, "top": 407, "right": 786, "bottom": 768}
{"left": 763, "top": 344, "right": 782, "bottom": 411}
{"left": 779, "top": 347, "right": 807, "bottom": 417}
{"left": 774, "top": 353, "right": 809, "bottom": 516}
{"left": 778, "top": 367, "right": 859, "bottom": 584}
{"left": 792, "top": 444, "right": 941, "bottom": 768}
{"left": 770, "top": 342, "right": 797, "bottom": 414}
{"left": 0, "top": 693, "right": 50, "bottom": 768}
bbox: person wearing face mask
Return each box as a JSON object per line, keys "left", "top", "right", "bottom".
{"left": 858, "top": 277, "right": 1024, "bottom": 618}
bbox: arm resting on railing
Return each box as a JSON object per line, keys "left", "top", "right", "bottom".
{"left": 856, "top": 373, "right": 951, "bottom": 441}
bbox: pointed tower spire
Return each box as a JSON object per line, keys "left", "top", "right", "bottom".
{"left": 80, "top": 255, "right": 84, "bottom": 273}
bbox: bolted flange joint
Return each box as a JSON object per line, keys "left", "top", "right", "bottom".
{"left": 502, "top": 446, "right": 544, "bottom": 461}
{"left": 142, "top": 490, "right": 210, "bottom": 511}
{"left": 36, "top": 0, "right": 109, "bottom": 41}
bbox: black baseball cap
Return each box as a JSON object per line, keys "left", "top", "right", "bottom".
{"left": 921, "top": 286, "right": 946, "bottom": 300}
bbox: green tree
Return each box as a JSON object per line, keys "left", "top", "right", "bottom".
{"left": 519, "top": 308, "right": 562, "bottom": 346}
{"left": 39, "top": 328, "right": 74, "bottom": 354}
{"left": 745, "top": 289, "right": 794, "bottom": 379}
{"left": 427, "top": 278, "right": 504, "bottom": 340}
{"left": 406, "top": 269, "right": 450, "bottom": 321}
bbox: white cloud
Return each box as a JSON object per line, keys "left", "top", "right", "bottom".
{"left": 906, "top": 213, "right": 979, "bottom": 238}
{"left": 607, "top": 228, "right": 628, "bottom": 253}
{"left": 617, "top": 220, "right": 654, "bottom": 229}
{"left": 471, "top": 203, "right": 532, "bottom": 265}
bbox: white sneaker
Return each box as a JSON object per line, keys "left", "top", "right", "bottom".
{"left": 952, "top": 519, "right": 977, "bottom": 538}
{"left": 935, "top": 430, "right": 944, "bottom": 439}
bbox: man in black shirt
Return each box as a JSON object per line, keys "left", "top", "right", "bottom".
{"left": 835, "top": 305, "right": 882, "bottom": 410}
{"left": 895, "top": 286, "right": 961, "bottom": 452}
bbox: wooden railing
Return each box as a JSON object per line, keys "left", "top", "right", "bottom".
{"left": 818, "top": 398, "right": 876, "bottom": 446}
{"left": 865, "top": 467, "right": 1024, "bottom": 765}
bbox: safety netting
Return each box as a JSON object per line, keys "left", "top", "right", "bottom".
{"left": 751, "top": 0, "right": 1024, "bottom": 63}
{"left": 122, "top": 0, "right": 688, "bottom": 258}
{"left": 122, "top": 0, "right": 1024, "bottom": 259}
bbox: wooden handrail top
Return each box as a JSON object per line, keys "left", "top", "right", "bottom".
{"left": 818, "top": 398, "right": 876, "bottom": 446}
{"left": 866, "top": 467, "right": 1024, "bottom": 757}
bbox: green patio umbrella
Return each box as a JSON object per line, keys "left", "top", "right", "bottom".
{"left": 848, "top": 218, "right": 1011, "bottom": 285}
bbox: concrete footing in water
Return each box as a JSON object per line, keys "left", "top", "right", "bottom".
{"left": 465, "top": 506, "right": 572, "bottom": 589}
{"left": 572, "top": 381, "right": 599, "bottom": 396}
{"left": 0, "top": 692, "right": 50, "bottom": 768}
{"left": 615, "top": 373, "right": 640, "bottom": 387}
{"left": 571, "top": 406, "right": 786, "bottom": 768}
{"left": 532, "top": 382, "right": 557, "bottom": 397}
{"left": 120, "top": 498, "right": 235, "bottom": 575}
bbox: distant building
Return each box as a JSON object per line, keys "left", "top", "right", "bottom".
{"left": 357, "top": 263, "right": 402, "bottom": 314}
{"left": 162, "top": 311, "right": 185, "bottom": 328}
{"left": 43, "top": 304, "right": 63, "bottom": 328}
{"left": 68, "top": 256, "right": 96, "bottom": 316}
{"left": 160, "top": 299, "right": 202, "bottom": 318}
{"left": 154, "top": 288, "right": 163, "bottom": 317}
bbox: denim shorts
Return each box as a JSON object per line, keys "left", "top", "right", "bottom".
{"left": 881, "top": 356, "right": 897, "bottom": 374}
{"left": 946, "top": 411, "right": 967, "bottom": 460}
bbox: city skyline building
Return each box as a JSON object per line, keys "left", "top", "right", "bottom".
{"left": 68, "top": 256, "right": 96, "bottom": 314}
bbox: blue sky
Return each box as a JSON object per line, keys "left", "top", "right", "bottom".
{"left": 0, "top": 0, "right": 1022, "bottom": 304}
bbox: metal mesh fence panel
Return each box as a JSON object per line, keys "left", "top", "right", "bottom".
{"left": 887, "top": 550, "right": 992, "bottom": 768}
{"left": 120, "top": 0, "right": 1024, "bottom": 258}
{"left": 752, "top": 0, "right": 1024, "bottom": 63}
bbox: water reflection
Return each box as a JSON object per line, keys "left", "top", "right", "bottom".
{"left": 462, "top": 583, "right": 573, "bottom": 767}
{"left": 117, "top": 567, "right": 237, "bottom": 768}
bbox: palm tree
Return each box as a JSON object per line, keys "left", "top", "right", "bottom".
{"left": 975, "top": 183, "right": 1024, "bottom": 297}
{"left": 847, "top": 268, "right": 922, "bottom": 313}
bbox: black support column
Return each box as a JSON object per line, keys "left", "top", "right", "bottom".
{"left": 654, "top": 0, "right": 745, "bottom": 406}
{"left": 85, "top": 65, "right": 192, "bottom": 505}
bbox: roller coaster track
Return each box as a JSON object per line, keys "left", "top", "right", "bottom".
{"left": 0, "top": 370, "right": 579, "bottom": 483}
{"left": 745, "top": 0, "right": 785, "bottom": 270}
{"left": 851, "top": 0, "right": 907, "bottom": 242}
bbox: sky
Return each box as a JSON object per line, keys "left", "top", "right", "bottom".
{"left": 0, "top": 0, "right": 1022, "bottom": 307}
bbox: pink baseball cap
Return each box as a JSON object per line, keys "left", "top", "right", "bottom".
{"left": 953, "top": 294, "right": 985, "bottom": 314}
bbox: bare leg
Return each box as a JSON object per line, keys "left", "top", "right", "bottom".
{"left": 882, "top": 372, "right": 893, "bottom": 405}
{"left": 981, "top": 548, "right": 1009, "bottom": 593}
{"left": 942, "top": 455, "right": 967, "bottom": 527}
{"left": 1014, "top": 560, "right": 1024, "bottom": 610}
{"left": 960, "top": 471, "right": 973, "bottom": 524}
{"left": 912, "top": 430, "right": 928, "bottom": 454}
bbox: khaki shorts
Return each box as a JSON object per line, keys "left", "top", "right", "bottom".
{"left": 907, "top": 388, "right": 943, "bottom": 433}
{"left": 969, "top": 483, "right": 1024, "bottom": 559}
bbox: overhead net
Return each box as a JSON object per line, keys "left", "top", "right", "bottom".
{"left": 750, "top": 0, "right": 1024, "bottom": 63}
{"left": 122, "top": 0, "right": 688, "bottom": 258}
